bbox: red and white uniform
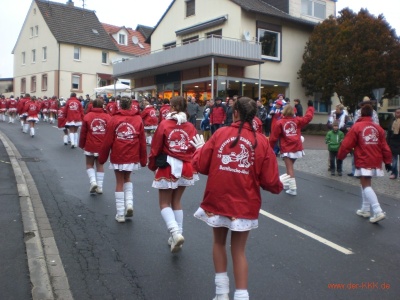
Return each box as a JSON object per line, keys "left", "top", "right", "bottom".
{"left": 106, "top": 101, "right": 117, "bottom": 115}
{"left": 17, "top": 97, "right": 30, "bottom": 116}
{"left": 141, "top": 105, "right": 158, "bottom": 129}
{"left": 49, "top": 98, "right": 58, "bottom": 113}
{"left": 252, "top": 116, "right": 263, "bottom": 134}
{"left": 269, "top": 106, "right": 314, "bottom": 154}
{"left": 41, "top": 98, "right": 50, "bottom": 113}
{"left": 98, "top": 110, "right": 147, "bottom": 166}
{"left": 64, "top": 97, "right": 84, "bottom": 126}
{"left": 0, "top": 98, "right": 7, "bottom": 112}
{"left": 159, "top": 104, "right": 171, "bottom": 123}
{"left": 131, "top": 100, "right": 140, "bottom": 115}
{"left": 192, "top": 122, "right": 283, "bottom": 219}
{"left": 23, "top": 100, "right": 41, "bottom": 122}
{"left": 338, "top": 116, "right": 392, "bottom": 169}
{"left": 79, "top": 108, "right": 111, "bottom": 154}
{"left": 57, "top": 107, "right": 67, "bottom": 128}
{"left": 7, "top": 98, "right": 18, "bottom": 113}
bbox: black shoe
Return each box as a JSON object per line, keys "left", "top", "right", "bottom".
{"left": 347, "top": 173, "right": 354, "bottom": 177}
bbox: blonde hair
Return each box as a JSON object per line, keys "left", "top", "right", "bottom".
{"left": 282, "top": 104, "right": 294, "bottom": 117}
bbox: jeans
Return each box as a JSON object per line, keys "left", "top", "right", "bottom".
{"left": 189, "top": 115, "right": 197, "bottom": 128}
{"left": 211, "top": 124, "right": 223, "bottom": 135}
{"left": 329, "top": 151, "right": 342, "bottom": 172}
{"left": 391, "top": 155, "right": 399, "bottom": 177}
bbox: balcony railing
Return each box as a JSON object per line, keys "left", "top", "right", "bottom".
{"left": 113, "top": 36, "right": 262, "bottom": 77}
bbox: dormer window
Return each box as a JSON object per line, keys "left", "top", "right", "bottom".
{"left": 186, "top": 0, "right": 195, "bottom": 17}
{"left": 301, "top": 0, "right": 326, "bottom": 19}
{"left": 119, "top": 33, "right": 126, "bottom": 45}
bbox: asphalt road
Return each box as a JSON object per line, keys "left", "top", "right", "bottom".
{"left": 0, "top": 120, "right": 399, "bottom": 300}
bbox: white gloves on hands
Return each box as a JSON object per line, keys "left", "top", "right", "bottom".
{"left": 190, "top": 134, "right": 205, "bottom": 149}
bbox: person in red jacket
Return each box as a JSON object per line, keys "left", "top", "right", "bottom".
{"left": 64, "top": 92, "right": 84, "bottom": 148}
{"left": 210, "top": 97, "right": 226, "bottom": 134}
{"left": 57, "top": 102, "right": 69, "bottom": 145}
{"left": 148, "top": 96, "right": 197, "bottom": 253}
{"left": 105, "top": 97, "right": 117, "bottom": 115}
{"left": 141, "top": 100, "right": 158, "bottom": 145}
{"left": 99, "top": 97, "right": 147, "bottom": 223}
{"left": 338, "top": 104, "right": 392, "bottom": 223}
{"left": 0, "top": 95, "right": 7, "bottom": 122}
{"left": 191, "top": 97, "right": 282, "bottom": 300}
{"left": 17, "top": 94, "right": 31, "bottom": 132}
{"left": 23, "top": 96, "right": 41, "bottom": 137}
{"left": 79, "top": 98, "right": 111, "bottom": 194}
{"left": 269, "top": 101, "right": 314, "bottom": 196}
{"left": 41, "top": 96, "right": 50, "bottom": 122}
{"left": 158, "top": 98, "right": 171, "bottom": 123}
{"left": 48, "top": 96, "right": 58, "bottom": 124}
{"left": 7, "top": 95, "right": 18, "bottom": 124}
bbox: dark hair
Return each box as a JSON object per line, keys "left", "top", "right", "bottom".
{"left": 120, "top": 96, "right": 132, "bottom": 110}
{"left": 361, "top": 104, "right": 373, "bottom": 117}
{"left": 92, "top": 98, "right": 104, "bottom": 108}
{"left": 70, "top": 92, "right": 76, "bottom": 97}
{"left": 230, "top": 97, "right": 258, "bottom": 149}
{"left": 170, "top": 96, "right": 187, "bottom": 113}
{"left": 163, "top": 98, "right": 170, "bottom": 104}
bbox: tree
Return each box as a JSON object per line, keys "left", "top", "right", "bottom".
{"left": 298, "top": 8, "right": 400, "bottom": 112}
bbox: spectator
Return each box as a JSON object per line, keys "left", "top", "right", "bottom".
{"left": 256, "top": 99, "right": 268, "bottom": 134}
{"left": 187, "top": 96, "right": 200, "bottom": 127}
{"left": 387, "top": 108, "right": 400, "bottom": 179}
{"left": 210, "top": 98, "right": 226, "bottom": 134}
{"left": 293, "top": 99, "right": 303, "bottom": 117}
{"left": 225, "top": 98, "right": 234, "bottom": 126}
{"left": 325, "top": 120, "right": 344, "bottom": 176}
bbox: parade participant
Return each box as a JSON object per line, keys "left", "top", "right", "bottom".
{"left": 210, "top": 98, "right": 226, "bottom": 134}
{"left": 252, "top": 116, "right": 263, "bottom": 134}
{"left": 192, "top": 97, "right": 282, "bottom": 300}
{"left": 131, "top": 96, "right": 140, "bottom": 115}
{"left": 48, "top": 96, "right": 58, "bottom": 124}
{"left": 64, "top": 92, "right": 84, "bottom": 148}
{"left": 387, "top": 108, "right": 400, "bottom": 179}
{"left": 158, "top": 98, "right": 171, "bottom": 123}
{"left": 269, "top": 101, "right": 314, "bottom": 195}
{"left": 57, "top": 100, "right": 69, "bottom": 145}
{"left": 0, "top": 95, "right": 7, "bottom": 122}
{"left": 141, "top": 100, "right": 158, "bottom": 145}
{"left": 338, "top": 104, "right": 392, "bottom": 223}
{"left": 6, "top": 95, "right": 18, "bottom": 123}
{"left": 79, "top": 98, "right": 111, "bottom": 194}
{"left": 148, "top": 96, "right": 197, "bottom": 253}
{"left": 41, "top": 96, "right": 50, "bottom": 122}
{"left": 23, "top": 96, "right": 41, "bottom": 137}
{"left": 17, "top": 94, "right": 31, "bottom": 133}
{"left": 99, "top": 97, "right": 147, "bottom": 223}
{"left": 105, "top": 97, "right": 117, "bottom": 115}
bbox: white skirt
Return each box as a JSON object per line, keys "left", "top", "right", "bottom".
{"left": 8, "top": 108, "right": 17, "bottom": 113}
{"left": 84, "top": 151, "right": 99, "bottom": 157}
{"left": 26, "top": 117, "right": 39, "bottom": 122}
{"left": 194, "top": 207, "right": 258, "bottom": 232}
{"left": 66, "top": 121, "right": 82, "bottom": 126}
{"left": 144, "top": 125, "right": 158, "bottom": 130}
{"left": 152, "top": 173, "right": 199, "bottom": 189}
{"left": 354, "top": 168, "right": 384, "bottom": 177}
{"left": 109, "top": 163, "right": 140, "bottom": 171}
{"left": 281, "top": 150, "right": 304, "bottom": 159}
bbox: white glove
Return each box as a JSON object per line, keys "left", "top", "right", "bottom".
{"left": 190, "top": 134, "right": 205, "bottom": 149}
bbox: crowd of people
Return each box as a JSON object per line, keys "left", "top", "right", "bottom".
{"left": 0, "top": 91, "right": 396, "bottom": 300}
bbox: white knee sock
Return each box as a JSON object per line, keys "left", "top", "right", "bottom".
{"left": 360, "top": 187, "right": 370, "bottom": 211}
{"left": 96, "top": 172, "right": 104, "bottom": 189}
{"left": 364, "top": 187, "right": 382, "bottom": 214}
{"left": 74, "top": 132, "right": 79, "bottom": 146}
{"left": 23, "top": 123, "right": 29, "bottom": 133}
{"left": 63, "top": 135, "right": 68, "bottom": 144}
{"left": 115, "top": 192, "right": 125, "bottom": 216}
{"left": 30, "top": 127, "right": 35, "bottom": 136}
{"left": 123, "top": 182, "right": 133, "bottom": 207}
{"left": 215, "top": 272, "right": 229, "bottom": 295}
{"left": 234, "top": 289, "right": 249, "bottom": 300}
{"left": 69, "top": 133, "right": 75, "bottom": 145}
{"left": 161, "top": 207, "right": 179, "bottom": 234}
{"left": 173, "top": 210, "right": 183, "bottom": 234}
{"left": 86, "top": 168, "right": 96, "bottom": 184}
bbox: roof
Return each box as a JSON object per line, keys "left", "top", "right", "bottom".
{"left": 35, "top": 0, "right": 118, "bottom": 51}
{"left": 147, "top": 0, "right": 315, "bottom": 42}
{"left": 136, "top": 25, "right": 154, "bottom": 40}
{"left": 102, "top": 23, "right": 151, "bottom": 57}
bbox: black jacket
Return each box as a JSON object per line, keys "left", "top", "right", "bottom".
{"left": 387, "top": 120, "right": 400, "bottom": 155}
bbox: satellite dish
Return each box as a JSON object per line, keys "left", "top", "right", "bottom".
{"left": 132, "top": 36, "right": 139, "bottom": 44}
{"left": 243, "top": 30, "right": 251, "bottom": 41}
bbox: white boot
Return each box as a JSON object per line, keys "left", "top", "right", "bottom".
{"left": 115, "top": 192, "right": 125, "bottom": 223}
{"left": 280, "top": 173, "right": 291, "bottom": 190}
{"left": 286, "top": 178, "right": 297, "bottom": 196}
{"left": 23, "top": 123, "right": 29, "bottom": 133}
{"left": 63, "top": 135, "right": 68, "bottom": 145}
{"left": 86, "top": 168, "right": 97, "bottom": 193}
{"left": 69, "top": 132, "right": 75, "bottom": 148}
{"left": 30, "top": 127, "right": 35, "bottom": 137}
{"left": 74, "top": 132, "right": 79, "bottom": 147}
{"left": 96, "top": 172, "right": 104, "bottom": 194}
{"left": 124, "top": 182, "right": 134, "bottom": 217}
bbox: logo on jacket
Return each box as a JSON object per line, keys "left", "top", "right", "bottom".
{"left": 218, "top": 137, "right": 254, "bottom": 174}
{"left": 168, "top": 129, "right": 190, "bottom": 152}
{"left": 362, "top": 126, "right": 379, "bottom": 144}
{"left": 283, "top": 121, "right": 297, "bottom": 136}
{"left": 116, "top": 122, "right": 136, "bottom": 140}
{"left": 150, "top": 109, "right": 157, "bottom": 118}
{"left": 91, "top": 118, "right": 107, "bottom": 134}
{"left": 69, "top": 102, "right": 79, "bottom": 110}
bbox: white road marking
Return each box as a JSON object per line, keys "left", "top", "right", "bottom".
{"left": 259, "top": 209, "right": 354, "bottom": 255}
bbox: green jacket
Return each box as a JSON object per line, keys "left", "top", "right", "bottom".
{"left": 325, "top": 129, "right": 344, "bottom": 152}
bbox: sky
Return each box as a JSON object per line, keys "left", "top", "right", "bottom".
{"left": 0, "top": 0, "right": 399, "bottom": 78}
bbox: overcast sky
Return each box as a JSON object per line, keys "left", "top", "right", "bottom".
{"left": 0, "top": 0, "right": 399, "bottom": 78}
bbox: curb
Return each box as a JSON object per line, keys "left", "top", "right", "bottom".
{"left": 0, "top": 131, "right": 73, "bottom": 300}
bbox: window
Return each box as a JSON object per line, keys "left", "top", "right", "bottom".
{"left": 102, "top": 51, "right": 108, "bottom": 64}
{"left": 186, "top": 0, "right": 195, "bottom": 17}
{"left": 301, "top": 0, "right": 326, "bottom": 19}
{"left": 22, "top": 52, "right": 26, "bottom": 64}
{"left": 257, "top": 22, "right": 281, "bottom": 61}
{"left": 42, "top": 74, "right": 48, "bottom": 91}
{"left": 42, "top": 47, "right": 47, "bottom": 60}
{"left": 32, "top": 49, "right": 36, "bottom": 63}
{"left": 72, "top": 74, "right": 81, "bottom": 90}
{"left": 35, "top": 25, "right": 39, "bottom": 36}
{"left": 31, "top": 76, "right": 36, "bottom": 93}
{"left": 182, "top": 36, "right": 199, "bottom": 45}
{"left": 21, "top": 78, "right": 26, "bottom": 94}
{"left": 312, "top": 93, "right": 330, "bottom": 113}
{"left": 74, "top": 47, "right": 81, "bottom": 60}
{"left": 118, "top": 34, "right": 126, "bottom": 45}
{"left": 206, "top": 29, "right": 222, "bottom": 38}
{"left": 30, "top": 27, "right": 33, "bottom": 37}
{"left": 163, "top": 42, "right": 177, "bottom": 50}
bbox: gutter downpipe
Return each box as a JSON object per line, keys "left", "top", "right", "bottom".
{"left": 58, "top": 43, "right": 60, "bottom": 97}
{"left": 258, "top": 64, "right": 261, "bottom": 100}
{"left": 211, "top": 57, "right": 215, "bottom": 100}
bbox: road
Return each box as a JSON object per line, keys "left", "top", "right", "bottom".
{"left": 0, "top": 120, "right": 399, "bottom": 300}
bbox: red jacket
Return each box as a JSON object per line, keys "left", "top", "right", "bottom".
{"left": 141, "top": 105, "right": 158, "bottom": 126}
{"left": 210, "top": 105, "right": 226, "bottom": 125}
{"left": 159, "top": 104, "right": 171, "bottom": 122}
{"left": 57, "top": 107, "right": 66, "bottom": 128}
{"left": 23, "top": 100, "right": 41, "bottom": 118}
{"left": 79, "top": 108, "right": 112, "bottom": 153}
{"left": 338, "top": 116, "right": 392, "bottom": 168}
{"left": 148, "top": 118, "right": 197, "bottom": 171}
{"left": 17, "top": 97, "right": 30, "bottom": 115}
{"left": 192, "top": 122, "right": 283, "bottom": 219}
{"left": 7, "top": 98, "right": 18, "bottom": 110}
{"left": 64, "top": 97, "right": 84, "bottom": 123}
{"left": 49, "top": 99, "right": 58, "bottom": 111}
{"left": 269, "top": 107, "right": 314, "bottom": 153}
{"left": 106, "top": 101, "right": 117, "bottom": 115}
{"left": 98, "top": 110, "right": 147, "bottom": 166}
{"left": 252, "top": 116, "right": 263, "bottom": 134}
{"left": 0, "top": 98, "right": 6, "bottom": 110}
